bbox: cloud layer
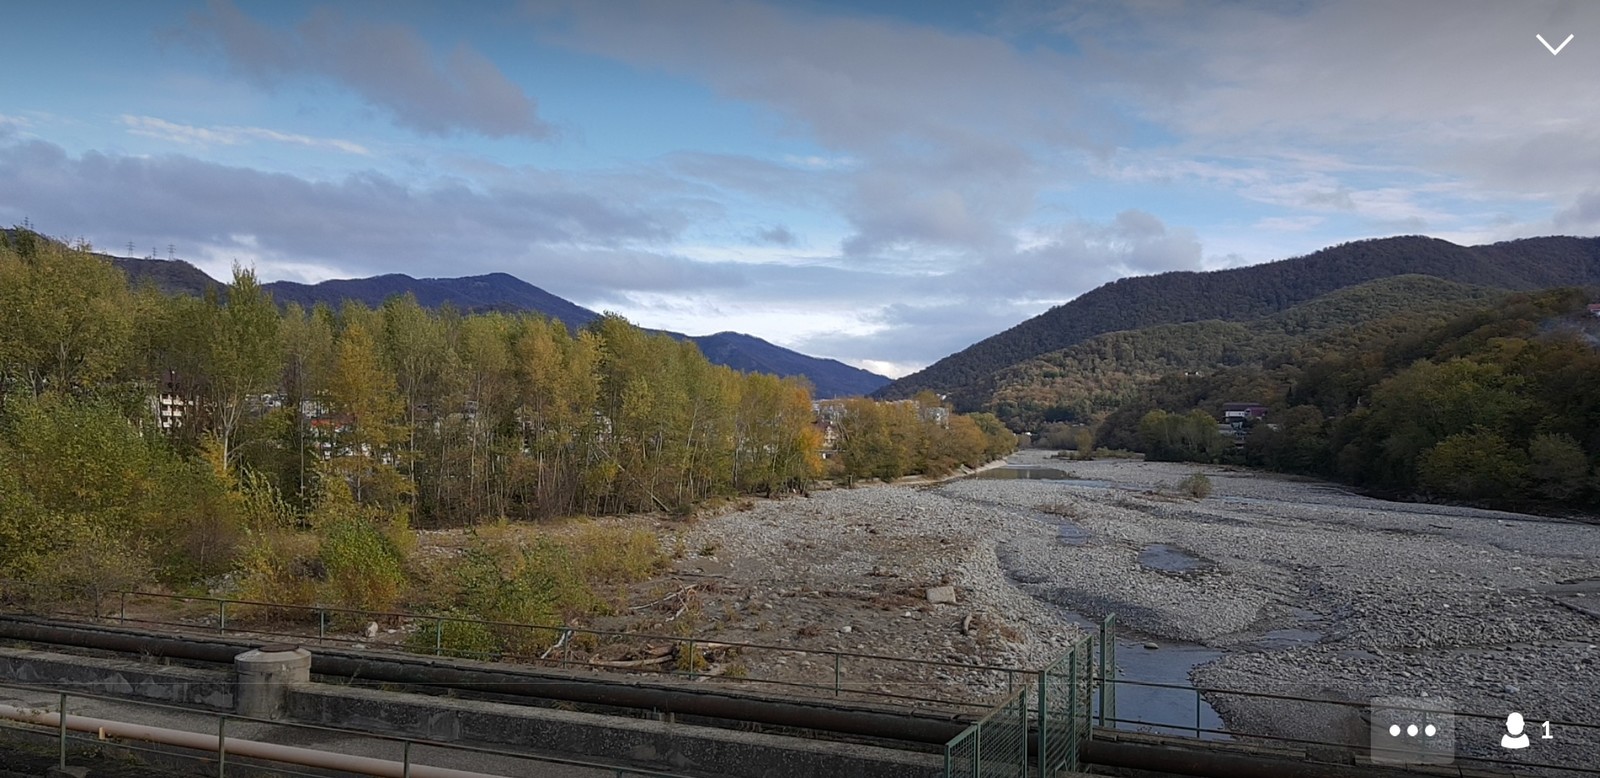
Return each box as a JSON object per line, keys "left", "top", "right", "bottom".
{"left": 7, "top": 0, "right": 1600, "bottom": 376}
{"left": 186, "top": 0, "right": 552, "bottom": 139}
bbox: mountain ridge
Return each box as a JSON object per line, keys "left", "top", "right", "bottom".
{"left": 874, "top": 235, "right": 1600, "bottom": 407}
{"left": 107, "top": 257, "right": 889, "bottom": 398}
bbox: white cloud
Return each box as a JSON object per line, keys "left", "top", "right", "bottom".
{"left": 1253, "top": 216, "right": 1325, "bottom": 232}
{"left": 119, "top": 115, "right": 370, "bottom": 155}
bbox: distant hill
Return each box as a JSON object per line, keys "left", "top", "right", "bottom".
{"left": 261, "top": 272, "right": 605, "bottom": 328}
{"left": 685, "top": 331, "right": 890, "bottom": 398}
{"left": 0, "top": 231, "right": 223, "bottom": 298}
{"left": 875, "top": 235, "right": 1600, "bottom": 407}
{"left": 987, "top": 275, "right": 1502, "bottom": 425}
{"left": 112, "top": 260, "right": 888, "bottom": 399}
{"left": 110, "top": 257, "right": 223, "bottom": 297}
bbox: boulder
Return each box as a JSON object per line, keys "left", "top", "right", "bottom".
{"left": 927, "top": 586, "right": 958, "bottom": 605}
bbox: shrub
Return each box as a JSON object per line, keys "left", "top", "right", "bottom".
{"left": 405, "top": 614, "right": 500, "bottom": 660}
{"left": 233, "top": 530, "right": 323, "bottom": 619}
{"left": 321, "top": 517, "right": 408, "bottom": 614}
{"left": 1178, "top": 473, "right": 1213, "bottom": 499}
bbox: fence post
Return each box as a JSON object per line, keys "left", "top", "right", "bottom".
{"left": 562, "top": 631, "right": 573, "bottom": 668}
{"left": 833, "top": 653, "right": 841, "bottom": 696}
{"left": 402, "top": 740, "right": 412, "bottom": 778}
{"left": 1036, "top": 669, "right": 1048, "bottom": 778}
{"left": 218, "top": 599, "right": 227, "bottom": 634}
{"left": 434, "top": 618, "right": 444, "bottom": 656}
{"left": 57, "top": 692, "right": 67, "bottom": 769}
{"left": 119, "top": 591, "right": 127, "bottom": 624}
{"left": 1097, "top": 618, "right": 1105, "bottom": 728}
{"left": 218, "top": 716, "right": 227, "bottom": 778}
{"left": 687, "top": 639, "right": 697, "bottom": 680}
{"left": 1195, "top": 689, "right": 1202, "bottom": 739}
{"left": 1069, "top": 647, "right": 1079, "bottom": 769}
{"left": 318, "top": 609, "right": 327, "bottom": 640}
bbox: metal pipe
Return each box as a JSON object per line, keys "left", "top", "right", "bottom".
{"left": 0, "top": 617, "right": 970, "bottom": 745}
{"left": 0, "top": 703, "right": 507, "bottom": 778}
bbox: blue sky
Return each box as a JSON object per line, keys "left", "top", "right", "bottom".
{"left": 3, "top": 0, "right": 1598, "bottom": 377}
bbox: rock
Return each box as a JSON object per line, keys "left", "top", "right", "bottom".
{"left": 363, "top": 621, "right": 379, "bottom": 639}
{"left": 1144, "top": 642, "right": 1159, "bottom": 650}
{"left": 841, "top": 625, "right": 853, "bottom": 633}
{"left": 927, "top": 586, "right": 958, "bottom": 605}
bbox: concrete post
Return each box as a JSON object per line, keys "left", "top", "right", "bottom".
{"left": 234, "top": 644, "right": 311, "bottom": 720}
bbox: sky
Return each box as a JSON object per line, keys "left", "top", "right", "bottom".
{"left": 3, "top": 1, "right": 1599, "bottom": 378}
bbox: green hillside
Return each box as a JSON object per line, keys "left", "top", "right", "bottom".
{"left": 1092, "top": 288, "right": 1600, "bottom": 510}
{"left": 989, "top": 275, "right": 1501, "bottom": 426}
{"left": 876, "top": 235, "right": 1600, "bottom": 408}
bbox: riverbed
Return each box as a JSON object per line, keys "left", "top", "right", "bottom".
{"left": 677, "top": 450, "right": 1599, "bottom": 772}
{"left": 958, "top": 451, "right": 1600, "bottom": 772}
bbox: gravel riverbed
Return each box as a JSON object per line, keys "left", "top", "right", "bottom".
{"left": 680, "top": 449, "right": 1600, "bottom": 772}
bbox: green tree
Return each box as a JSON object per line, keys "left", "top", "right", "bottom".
{"left": 1417, "top": 429, "right": 1528, "bottom": 500}
{"left": 1527, "top": 432, "right": 1589, "bottom": 501}
{"left": 208, "top": 265, "right": 282, "bottom": 472}
{"left": 326, "top": 313, "right": 407, "bottom": 507}
{"left": 0, "top": 236, "right": 134, "bottom": 396}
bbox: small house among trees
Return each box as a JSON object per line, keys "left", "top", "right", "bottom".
{"left": 1220, "top": 403, "right": 1268, "bottom": 423}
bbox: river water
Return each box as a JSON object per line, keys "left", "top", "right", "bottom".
{"left": 973, "top": 464, "right": 1324, "bottom": 739}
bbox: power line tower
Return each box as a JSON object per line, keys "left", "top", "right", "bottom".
{"left": 127, "top": 241, "right": 135, "bottom": 256}
{"left": 168, "top": 244, "right": 175, "bottom": 260}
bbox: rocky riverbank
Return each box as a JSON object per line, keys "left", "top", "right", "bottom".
{"left": 678, "top": 449, "right": 1600, "bottom": 771}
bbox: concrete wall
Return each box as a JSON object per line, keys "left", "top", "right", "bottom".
{"left": 287, "top": 684, "right": 943, "bottom": 778}
{"left": 0, "top": 647, "right": 942, "bottom": 778}
{"left": 0, "top": 647, "right": 233, "bottom": 711}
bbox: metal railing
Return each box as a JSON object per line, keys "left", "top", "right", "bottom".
{"left": 0, "top": 680, "right": 689, "bottom": 778}
{"left": 0, "top": 580, "right": 1030, "bottom": 714}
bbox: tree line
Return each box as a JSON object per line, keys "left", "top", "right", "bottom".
{"left": 1095, "top": 288, "right": 1600, "bottom": 509}
{"left": 0, "top": 230, "right": 1011, "bottom": 606}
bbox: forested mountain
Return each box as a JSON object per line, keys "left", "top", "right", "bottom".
{"left": 1093, "top": 289, "right": 1600, "bottom": 510}
{"left": 112, "top": 256, "right": 889, "bottom": 398}
{"left": 686, "top": 331, "right": 890, "bottom": 398}
{"left": 262, "top": 272, "right": 604, "bottom": 326}
{"left": 876, "top": 235, "right": 1600, "bottom": 407}
{"left": 989, "top": 275, "right": 1501, "bottom": 426}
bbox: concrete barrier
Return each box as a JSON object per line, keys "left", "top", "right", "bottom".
{"left": 0, "top": 647, "right": 233, "bottom": 710}
{"left": 288, "top": 684, "right": 944, "bottom": 778}
{"left": 0, "top": 646, "right": 942, "bottom": 777}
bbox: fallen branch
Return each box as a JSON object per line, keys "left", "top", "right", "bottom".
{"left": 631, "top": 585, "right": 696, "bottom": 611}
{"left": 539, "top": 628, "right": 573, "bottom": 660}
{"left": 589, "top": 655, "right": 673, "bottom": 669}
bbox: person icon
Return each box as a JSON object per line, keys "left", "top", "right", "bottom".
{"left": 1502, "top": 712, "right": 1530, "bottom": 750}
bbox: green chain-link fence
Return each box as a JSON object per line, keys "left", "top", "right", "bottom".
{"left": 943, "top": 681, "right": 1032, "bottom": 778}
{"left": 946, "top": 616, "right": 1111, "bottom": 778}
